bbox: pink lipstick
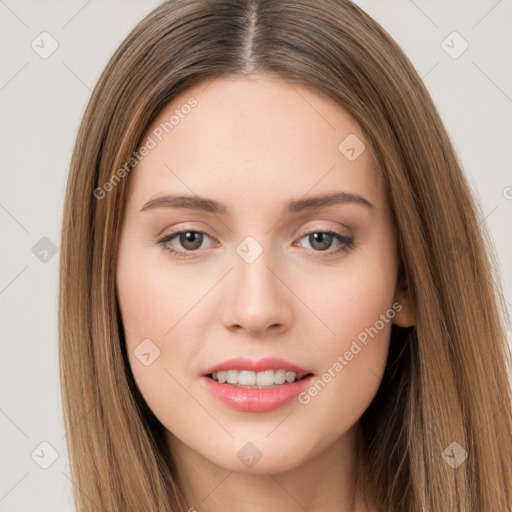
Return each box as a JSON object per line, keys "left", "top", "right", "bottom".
{"left": 201, "top": 357, "right": 314, "bottom": 412}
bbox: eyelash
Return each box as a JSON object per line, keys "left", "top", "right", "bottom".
{"left": 156, "top": 228, "right": 355, "bottom": 260}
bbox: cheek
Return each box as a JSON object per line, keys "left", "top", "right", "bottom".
{"left": 116, "top": 241, "right": 203, "bottom": 341}
{"left": 291, "top": 238, "right": 397, "bottom": 413}
{"left": 116, "top": 262, "right": 196, "bottom": 438}
{"left": 304, "top": 236, "right": 397, "bottom": 356}
{"left": 116, "top": 242, "right": 215, "bottom": 420}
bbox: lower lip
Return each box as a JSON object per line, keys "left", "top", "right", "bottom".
{"left": 201, "top": 374, "right": 314, "bottom": 412}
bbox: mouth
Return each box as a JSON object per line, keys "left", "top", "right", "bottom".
{"left": 206, "top": 369, "right": 313, "bottom": 388}
{"left": 201, "top": 357, "right": 315, "bottom": 412}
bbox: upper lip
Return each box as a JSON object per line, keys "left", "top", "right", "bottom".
{"left": 202, "top": 357, "right": 313, "bottom": 376}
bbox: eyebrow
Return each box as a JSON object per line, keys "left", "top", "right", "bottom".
{"left": 139, "top": 191, "right": 376, "bottom": 215}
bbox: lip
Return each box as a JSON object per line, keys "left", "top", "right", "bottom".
{"left": 202, "top": 357, "right": 312, "bottom": 375}
{"left": 202, "top": 374, "right": 315, "bottom": 412}
{"left": 201, "top": 357, "right": 314, "bottom": 413}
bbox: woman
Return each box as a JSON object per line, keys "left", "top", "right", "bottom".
{"left": 59, "top": 0, "right": 512, "bottom": 510}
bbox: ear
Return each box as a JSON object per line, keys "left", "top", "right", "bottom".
{"left": 392, "top": 275, "right": 415, "bottom": 327}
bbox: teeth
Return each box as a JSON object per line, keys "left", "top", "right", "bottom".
{"left": 227, "top": 370, "right": 238, "bottom": 384}
{"left": 239, "top": 370, "right": 256, "bottom": 386}
{"left": 274, "top": 369, "right": 286, "bottom": 385}
{"left": 210, "top": 369, "right": 308, "bottom": 387}
{"left": 257, "top": 370, "right": 276, "bottom": 386}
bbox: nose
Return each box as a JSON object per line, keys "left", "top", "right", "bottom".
{"left": 221, "top": 245, "right": 293, "bottom": 336}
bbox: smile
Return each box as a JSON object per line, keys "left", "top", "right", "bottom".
{"left": 201, "top": 357, "right": 315, "bottom": 412}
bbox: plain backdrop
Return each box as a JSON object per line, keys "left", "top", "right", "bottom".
{"left": 0, "top": 1, "right": 511, "bottom": 510}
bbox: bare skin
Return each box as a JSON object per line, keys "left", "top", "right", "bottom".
{"left": 116, "top": 73, "right": 414, "bottom": 512}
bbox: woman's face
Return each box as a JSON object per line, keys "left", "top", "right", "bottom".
{"left": 116, "top": 74, "right": 412, "bottom": 474}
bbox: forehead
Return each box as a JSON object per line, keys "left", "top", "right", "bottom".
{"left": 127, "top": 74, "right": 384, "bottom": 214}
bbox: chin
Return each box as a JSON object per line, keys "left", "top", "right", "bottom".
{"left": 194, "top": 436, "right": 313, "bottom": 475}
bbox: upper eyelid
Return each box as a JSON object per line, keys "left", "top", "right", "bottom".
{"left": 159, "top": 219, "right": 351, "bottom": 239}
{"left": 159, "top": 224, "right": 349, "bottom": 239}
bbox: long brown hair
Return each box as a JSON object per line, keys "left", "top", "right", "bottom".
{"left": 59, "top": 0, "right": 512, "bottom": 510}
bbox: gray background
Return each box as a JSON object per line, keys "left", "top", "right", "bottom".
{"left": 1, "top": 1, "right": 511, "bottom": 510}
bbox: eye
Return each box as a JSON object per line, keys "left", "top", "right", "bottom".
{"left": 295, "top": 230, "right": 354, "bottom": 257}
{"left": 157, "top": 230, "right": 216, "bottom": 258}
